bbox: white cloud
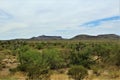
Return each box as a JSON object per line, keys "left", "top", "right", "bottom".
{"left": 0, "top": 0, "right": 119, "bottom": 39}
{"left": 0, "top": 22, "right": 28, "bottom": 33}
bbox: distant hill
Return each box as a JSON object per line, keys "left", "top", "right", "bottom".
{"left": 1, "top": 34, "right": 120, "bottom": 41}
{"left": 71, "top": 34, "right": 120, "bottom": 40}
{"left": 31, "top": 35, "right": 63, "bottom": 40}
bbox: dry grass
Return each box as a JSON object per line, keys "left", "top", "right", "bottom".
{"left": 50, "top": 73, "right": 73, "bottom": 80}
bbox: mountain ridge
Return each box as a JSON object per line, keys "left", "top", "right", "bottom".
{"left": 0, "top": 34, "right": 120, "bottom": 41}
{"left": 31, "top": 35, "right": 63, "bottom": 40}
{"left": 71, "top": 34, "right": 120, "bottom": 40}
{"left": 31, "top": 34, "right": 120, "bottom": 40}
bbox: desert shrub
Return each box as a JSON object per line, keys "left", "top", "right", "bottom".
{"left": 70, "top": 46, "right": 94, "bottom": 68}
{"left": 95, "top": 43, "right": 120, "bottom": 67}
{"left": 35, "top": 43, "right": 45, "bottom": 49}
{"left": 68, "top": 65, "right": 88, "bottom": 80}
{"left": 42, "top": 49, "right": 65, "bottom": 69}
{"left": 18, "top": 46, "right": 50, "bottom": 80}
{"left": 107, "top": 44, "right": 120, "bottom": 66}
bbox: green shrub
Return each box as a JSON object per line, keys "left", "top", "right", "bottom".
{"left": 18, "top": 46, "right": 50, "bottom": 80}
{"left": 70, "top": 46, "right": 94, "bottom": 68}
{"left": 68, "top": 65, "right": 88, "bottom": 80}
{"left": 42, "top": 49, "right": 65, "bottom": 69}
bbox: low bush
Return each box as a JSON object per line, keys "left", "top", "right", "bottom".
{"left": 68, "top": 65, "right": 88, "bottom": 80}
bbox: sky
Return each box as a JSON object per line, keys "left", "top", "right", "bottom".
{"left": 0, "top": 0, "right": 120, "bottom": 40}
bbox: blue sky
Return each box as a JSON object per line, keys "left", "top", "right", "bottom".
{"left": 0, "top": 0, "right": 120, "bottom": 40}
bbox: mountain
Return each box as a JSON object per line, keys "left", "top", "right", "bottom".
{"left": 71, "top": 34, "right": 120, "bottom": 40}
{"left": 2, "top": 34, "right": 120, "bottom": 41}
{"left": 31, "top": 35, "right": 63, "bottom": 40}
